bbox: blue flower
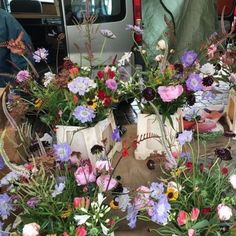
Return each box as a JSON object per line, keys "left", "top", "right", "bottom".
{"left": 150, "top": 195, "right": 171, "bottom": 225}
{"left": 112, "top": 128, "right": 121, "bottom": 142}
{"left": 180, "top": 152, "right": 192, "bottom": 160}
{"left": 177, "top": 130, "right": 193, "bottom": 145}
{"left": 73, "top": 105, "right": 95, "bottom": 123}
{"left": 0, "top": 172, "right": 19, "bottom": 187}
{"left": 51, "top": 182, "right": 65, "bottom": 198}
{"left": 53, "top": 143, "right": 72, "bottom": 162}
{"left": 68, "top": 76, "right": 90, "bottom": 95}
{"left": 150, "top": 182, "right": 164, "bottom": 200}
{"left": 0, "top": 156, "right": 5, "bottom": 170}
{"left": 126, "top": 203, "right": 138, "bottom": 229}
{"left": 181, "top": 50, "right": 197, "bottom": 67}
{"left": 186, "top": 73, "right": 202, "bottom": 92}
{"left": 0, "top": 194, "right": 13, "bottom": 220}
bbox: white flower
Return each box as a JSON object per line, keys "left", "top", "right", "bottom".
{"left": 217, "top": 204, "right": 233, "bottom": 221}
{"left": 229, "top": 174, "right": 236, "bottom": 189}
{"left": 97, "top": 193, "right": 106, "bottom": 207}
{"left": 0, "top": 172, "right": 19, "bottom": 187}
{"left": 156, "top": 39, "right": 166, "bottom": 50}
{"left": 155, "top": 54, "right": 164, "bottom": 62}
{"left": 33, "top": 48, "right": 48, "bottom": 63}
{"left": 87, "top": 79, "right": 97, "bottom": 90}
{"left": 74, "top": 214, "right": 90, "bottom": 225}
{"left": 40, "top": 133, "right": 53, "bottom": 145}
{"left": 167, "top": 181, "right": 182, "bottom": 191}
{"left": 118, "top": 187, "right": 130, "bottom": 212}
{"left": 200, "top": 63, "right": 215, "bottom": 75}
{"left": 22, "top": 223, "right": 40, "bottom": 236}
{"left": 118, "top": 52, "right": 132, "bottom": 66}
{"left": 51, "top": 182, "right": 65, "bottom": 198}
{"left": 101, "top": 223, "right": 110, "bottom": 235}
{"left": 43, "top": 72, "right": 55, "bottom": 87}
{"left": 100, "top": 29, "right": 116, "bottom": 39}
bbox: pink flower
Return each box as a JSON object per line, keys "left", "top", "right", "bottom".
{"left": 157, "top": 85, "right": 183, "bottom": 102}
{"left": 105, "top": 79, "right": 117, "bottom": 91}
{"left": 96, "top": 175, "right": 117, "bottom": 191}
{"left": 74, "top": 165, "right": 96, "bottom": 186}
{"left": 16, "top": 70, "right": 30, "bottom": 82}
{"left": 207, "top": 44, "right": 217, "bottom": 58}
{"left": 188, "top": 229, "right": 196, "bottom": 236}
{"left": 76, "top": 225, "right": 87, "bottom": 236}
{"left": 63, "top": 232, "right": 69, "bottom": 236}
{"left": 217, "top": 204, "right": 233, "bottom": 221}
{"left": 177, "top": 210, "right": 188, "bottom": 226}
{"left": 191, "top": 208, "right": 200, "bottom": 221}
{"left": 95, "top": 160, "right": 112, "bottom": 172}
{"left": 73, "top": 197, "right": 83, "bottom": 209}
{"left": 134, "top": 186, "right": 150, "bottom": 210}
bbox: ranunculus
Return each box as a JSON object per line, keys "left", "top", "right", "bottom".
{"left": 177, "top": 210, "right": 188, "bottom": 226}
{"left": 191, "top": 208, "right": 200, "bottom": 221}
{"left": 96, "top": 175, "right": 117, "bottom": 191}
{"left": 188, "top": 229, "right": 196, "bottom": 236}
{"left": 157, "top": 85, "right": 183, "bottom": 102}
{"left": 74, "top": 165, "right": 96, "bottom": 186}
{"left": 76, "top": 225, "right": 87, "bottom": 236}
{"left": 229, "top": 174, "right": 236, "bottom": 189}
{"left": 217, "top": 204, "right": 233, "bottom": 221}
{"left": 22, "top": 223, "right": 40, "bottom": 236}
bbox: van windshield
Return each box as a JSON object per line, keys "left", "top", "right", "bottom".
{"left": 64, "top": 0, "right": 126, "bottom": 25}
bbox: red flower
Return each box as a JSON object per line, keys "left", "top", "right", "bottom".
{"left": 76, "top": 226, "right": 87, "bottom": 236}
{"left": 24, "top": 163, "right": 33, "bottom": 171}
{"left": 63, "top": 232, "right": 69, "bottom": 236}
{"left": 177, "top": 210, "right": 188, "bottom": 226}
{"left": 107, "top": 218, "right": 116, "bottom": 226}
{"left": 202, "top": 207, "right": 211, "bottom": 215}
{"left": 122, "top": 147, "right": 129, "bottom": 157}
{"left": 199, "top": 163, "right": 204, "bottom": 173}
{"left": 103, "top": 96, "right": 112, "bottom": 107}
{"left": 221, "top": 167, "right": 229, "bottom": 176}
{"left": 108, "top": 70, "right": 116, "bottom": 79}
{"left": 191, "top": 208, "right": 200, "bottom": 221}
{"left": 69, "top": 67, "right": 79, "bottom": 77}
{"left": 97, "top": 90, "right": 106, "bottom": 100}
{"left": 73, "top": 197, "right": 82, "bottom": 209}
{"left": 73, "top": 95, "right": 79, "bottom": 104}
{"left": 97, "top": 70, "right": 104, "bottom": 79}
{"left": 185, "top": 161, "right": 193, "bottom": 171}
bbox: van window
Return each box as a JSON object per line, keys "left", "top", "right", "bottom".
{"left": 64, "top": 0, "right": 126, "bottom": 25}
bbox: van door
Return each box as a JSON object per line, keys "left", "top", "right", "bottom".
{"left": 61, "top": 0, "right": 133, "bottom": 66}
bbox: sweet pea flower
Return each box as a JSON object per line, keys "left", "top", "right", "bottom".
{"left": 157, "top": 85, "right": 183, "bottom": 102}
{"left": 22, "top": 223, "right": 40, "bottom": 236}
{"left": 191, "top": 208, "right": 200, "bottom": 221}
{"left": 217, "top": 204, "right": 233, "bottom": 221}
{"left": 96, "top": 175, "right": 117, "bottom": 191}
{"left": 188, "top": 229, "right": 196, "bottom": 236}
{"left": 177, "top": 210, "right": 188, "bottom": 225}
{"left": 229, "top": 174, "right": 236, "bottom": 189}
{"left": 74, "top": 165, "right": 96, "bottom": 186}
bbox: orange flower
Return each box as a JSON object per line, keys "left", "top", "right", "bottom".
{"left": 73, "top": 95, "right": 79, "bottom": 104}
{"left": 6, "top": 31, "right": 26, "bottom": 55}
{"left": 69, "top": 67, "right": 79, "bottom": 78}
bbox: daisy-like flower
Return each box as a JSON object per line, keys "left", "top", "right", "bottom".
{"left": 118, "top": 52, "right": 132, "bottom": 66}
{"left": 53, "top": 143, "right": 72, "bottom": 162}
{"left": 100, "top": 29, "right": 116, "bottom": 39}
{"left": 200, "top": 63, "right": 215, "bottom": 75}
{"left": 16, "top": 70, "right": 30, "bottom": 83}
{"left": 33, "top": 48, "right": 49, "bottom": 62}
{"left": 105, "top": 79, "right": 118, "bottom": 91}
{"left": 73, "top": 105, "right": 95, "bottom": 123}
{"left": 68, "top": 77, "right": 90, "bottom": 95}
{"left": 186, "top": 73, "right": 202, "bottom": 91}
{"left": 166, "top": 187, "right": 179, "bottom": 201}
{"left": 150, "top": 182, "right": 164, "bottom": 200}
{"left": 87, "top": 99, "right": 97, "bottom": 109}
{"left": 181, "top": 50, "right": 198, "bottom": 67}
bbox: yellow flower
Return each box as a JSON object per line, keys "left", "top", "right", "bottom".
{"left": 60, "top": 207, "right": 72, "bottom": 219}
{"left": 156, "top": 78, "right": 162, "bottom": 84}
{"left": 109, "top": 200, "right": 119, "bottom": 209}
{"left": 34, "top": 98, "right": 43, "bottom": 109}
{"left": 171, "top": 168, "right": 182, "bottom": 177}
{"left": 166, "top": 187, "right": 179, "bottom": 201}
{"left": 87, "top": 99, "right": 97, "bottom": 109}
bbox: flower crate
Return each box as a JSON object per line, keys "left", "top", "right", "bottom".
{"left": 134, "top": 111, "right": 183, "bottom": 160}
{"left": 56, "top": 112, "right": 121, "bottom": 164}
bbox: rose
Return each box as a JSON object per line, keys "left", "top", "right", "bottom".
{"left": 74, "top": 165, "right": 96, "bottom": 186}
{"left": 229, "top": 174, "right": 236, "bottom": 189}
{"left": 22, "top": 223, "right": 40, "bottom": 236}
{"left": 76, "top": 225, "right": 87, "bottom": 236}
{"left": 177, "top": 210, "right": 188, "bottom": 225}
{"left": 157, "top": 85, "right": 184, "bottom": 102}
{"left": 217, "top": 204, "right": 233, "bottom": 221}
{"left": 191, "top": 208, "right": 200, "bottom": 221}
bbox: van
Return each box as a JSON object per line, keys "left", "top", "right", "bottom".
{"left": 61, "top": 0, "right": 142, "bottom": 66}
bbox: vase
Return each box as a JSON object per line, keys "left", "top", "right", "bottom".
{"left": 134, "top": 110, "right": 183, "bottom": 160}
{"left": 56, "top": 112, "right": 122, "bottom": 165}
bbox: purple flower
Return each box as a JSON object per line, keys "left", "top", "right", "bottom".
{"left": 0, "top": 222, "right": 9, "bottom": 236}
{"left": 0, "top": 194, "right": 13, "bottom": 220}
{"left": 112, "top": 128, "right": 121, "bottom": 142}
{"left": 27, "top": 197, "right": 39, "bottom": 208}
{"left": 126, "top": 203, "right": 138, "bottom": 229}
{"left": 149, "top": 195, "right": 171, "bottom": 225}
{"left": 33, "top": 48, "right": 49, "bottom": 62}
{"left": 68, "top": 77, "right": 90, "bottom": 95}
{"left": 53, "top": 143, "right": 72, "bottom": 162}
{"left": 150, "top": 182, "right": 164, "bottom": 200}
{"left": 0, "top": 156, "right": 4, "bottom": 170}
{"left": 51, "top": 182, "right": 65, "bottom": 198}
{"left": 105, "top": 79, "right": 118, "bottom": 91}
{"left": 181, "top": 50, "right": 198, "bottom": 67}
{"left": 177, "top": 130, "right": 193, "bottom": 145}
{"left": 73, "top": 105, "right": 95, "bottom": 123}
{"left": 126, "top": 24, "right": 143, "bottom": 35}
{"left": 180, "top": 152, "right": 192, "bottom": 160}
{"left": 16, "top": 70, "right": 30, "bottom": 83}
{"left": 186, "top": 73, "right": 202, "bottom": 91}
